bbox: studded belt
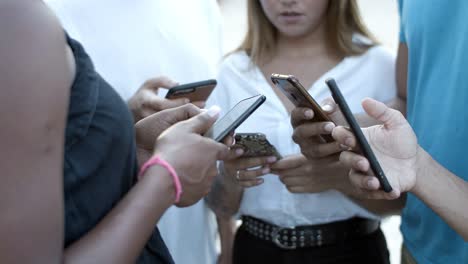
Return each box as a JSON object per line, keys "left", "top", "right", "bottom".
{"left": 241, "top": 216, "right": 380, "bottom": 250}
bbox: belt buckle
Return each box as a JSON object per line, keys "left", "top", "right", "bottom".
{"left": 271, "top": 227, "right": 297, "bottom": 250}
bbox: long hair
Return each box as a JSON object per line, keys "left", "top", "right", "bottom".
{"left": 237, "top": 0, "right": 377, "bottom": 66}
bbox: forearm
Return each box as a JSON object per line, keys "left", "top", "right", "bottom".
{"left": 412, "top": 148, "right": 468, "bottom": 241}
{"left": 65, "top": 166, "right": 175, "bottom": 263}
{"left": 206, "top": 162, "right": 243, "bottom": 220}
{"left": 216, "top": 217, "right": 236, "bottom": 263}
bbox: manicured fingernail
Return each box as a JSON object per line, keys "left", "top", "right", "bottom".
{"left": 324, "top": 123, "right": 335, "bottom": 132}
{"left": 304, "top": 110, "right": 314, "bottom": 119}
{"left": 262, "top": 167, "right": 270, "bottom": 174}
{"left": 235, "top": 148, "right": 244, "bottom": 156}
{"left": 206, "top": 105, "right": 221, "bottom": 117}
{"left": 267, "top": 157, "right": 277, "bottom": 163}
{"left": 345, "top": 138, "right": 353, "bottom": 147}
{"left": 322, "top": 104, "right": 333, "bottom": 112}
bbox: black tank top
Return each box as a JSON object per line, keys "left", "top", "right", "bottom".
{"left": 64, "top": 35, "right": 174, "bottom": 264}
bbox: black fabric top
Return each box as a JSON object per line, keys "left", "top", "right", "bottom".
{"left": 63, "top": 35, "right": 174, "bottom": 264}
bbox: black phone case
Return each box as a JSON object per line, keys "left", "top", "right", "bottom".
{"left": 205, "top": 95, "right": 267, "bottom": 142}
{"left": 165, "top": 79, "right": 217, "bottom": 101}
{"left": 234, "top": 133, "right": 282, "bottom": 159}
{"left": 326, "top": 78, "right": 393, "bottom": 193}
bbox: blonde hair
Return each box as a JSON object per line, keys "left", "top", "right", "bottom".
{"left": 237, "top": 0, "right": 377, "bottom": 66}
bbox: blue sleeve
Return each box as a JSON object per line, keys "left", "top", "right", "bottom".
{"left": 398, "top": 0, "right": 406, "bottom": 43}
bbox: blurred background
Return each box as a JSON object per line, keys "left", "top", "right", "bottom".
{"left": 219, "top": 1, "right": 402, "bottom": 263}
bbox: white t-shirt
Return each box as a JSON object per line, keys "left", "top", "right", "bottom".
{"left": 45, "top": 1, "right": 223, "bottom": 263}
{"left": 207, "top": 46, "right": 396, "bottom": 227}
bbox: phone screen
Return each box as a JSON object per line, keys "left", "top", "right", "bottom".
{"left": 326, "top": 78, "right": 393, "bottom": 193}
{"left": 204, "top": 95, "right": 266, "bottom": 142}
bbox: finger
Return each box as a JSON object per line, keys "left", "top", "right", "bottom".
{"left": 290, "top": 107, "right": 315, "bottom": 128}
{"left": 362, "top": 98, "right": 407, "bottom": 129}
{"left": 223, "top": 148, "right": 244, "bottom": 161}
{"left": 223, "top": 134, "right": 235, "bottom": 146}
{"left": 184, "top": 105, "right": 222, "bottom": 134}
{"left": 301, "top": 141, "right": 347, "bottom": 159}
{"left": 348, "top": 170, "right": 401, "bottom": 200}
{"left": 331, "top": 126, "right": 356, "bottom": 148}
{"left": 339, "top": 151, "right": 370, "bottom": 172}
{"left": 292, "top": 122, "right": 335, "bottom": 144}
{"left": 232, "top": 156, "right": 278, "bottom": 170}
{"left": 237, "top": 167, "right": 270, "bottom": 181}
{"left": 157, "top": 98, "right": 190, "bottom": 110}
{"left": 320, "top": 97, "right": 347, "bottom": 125}
{"left": 238, "top": 178, "right": 264, "bottom": 188}
{"left": 143, "top": 76, "right": 179, "bottom": 91}
{"left": 193, "top": 101, "right": 206, "bottom": 108}
{"left": 271, "top": 155, "right": 306, "bottom": 170}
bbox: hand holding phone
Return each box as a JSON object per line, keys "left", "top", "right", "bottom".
{"left": 233, "top": 133, "right": 282, "bottom": 160}
{"left": 204, "top": 95, "right": 266, "bottom": 142}
{"left": 166, "top": 79, "right": 217, "bottom": 102}
{"left": 271, "top": 73, "right": 334, "bottom": 143}
{"left": 326, "top": 78, "right": 393, "bottom": 193}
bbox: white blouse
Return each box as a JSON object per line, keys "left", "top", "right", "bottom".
{"left": 207, "top": 46, "right": 396, "bottom": 227}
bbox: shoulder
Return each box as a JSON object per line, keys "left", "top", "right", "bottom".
{"left": 357, "top": 45, "right": 396, "bottom": 66}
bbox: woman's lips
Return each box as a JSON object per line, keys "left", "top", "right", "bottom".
{"left": 279, "top": 12, "right": 304, "bottom": 24}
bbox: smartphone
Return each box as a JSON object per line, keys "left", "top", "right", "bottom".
{"left": 204, "top": 95, "right": 267, "bottom": 142}
{"left": 325, "top": 78, "right": 393, "bottom": 193}
{"left": 166, "top": 79, "right": 217, "bottom": 102}
{"left": 233, "top": 133, "right": 282, "bottom": 159}
{"left": 270, "top": 73, "right": 334, "bottom": 143}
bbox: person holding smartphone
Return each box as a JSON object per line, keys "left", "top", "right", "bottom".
{"left": 205, "top": 1, "right": 402, "bottom": 263}
{"left": 43, "top": 1, "right": 234, "bottom": 263}
{"left": 292, "top": 1, "right": 468, "bottom": 263}
{"left": 0, "top": 1, "right": 240, "bottom": 263}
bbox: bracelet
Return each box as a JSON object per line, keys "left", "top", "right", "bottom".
{"left": 138, "top": 156, "right": 183, "bottom": 203}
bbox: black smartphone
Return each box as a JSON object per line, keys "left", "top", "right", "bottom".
{"left": 204, "top": 95, "right": 267, "bottom": 142}
{"left": 271, "top": 73, "right": 334, "bottom": 143}
{"left": 233, "top": 133, "right": 282, "bottom": 159}
{"left": 325, "top": 78, "right": 393, "bottom": 193}
{"left": 166, "top": 79, "right": 217, "bottom": 101}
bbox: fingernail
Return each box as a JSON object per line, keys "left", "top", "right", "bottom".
{"left": 366, "top": 179, "right": 374, "bottom": 189}
{"left": 235, "top": 148, "right": 244, "bottom": 156}
{"left": 206, "top": 105, "right": 221, "bottom": 117}
{"left": 324, "top": 123, "right": 335, "bottom": 132}
{"left": 357, "top": 160, "right": 367, "bottom": 170}
{"left": 267, "top": 157, "right": 277, "bottom": 163}
{"left": 340, "top": 144, "right": 349, "bottom": 150}
{"left": 345, "top": 138, "right": 353, "bottom": 147}
{"left": 322, "top": 104, "right": 333, "bottom": 112}
{"left": 257, "top": 179, "right": 264, "bottom": 185}
{"left": 262, "top": 167, "right": 270, "bottom": 174}
{"left": 304, "top": 110, "right": 314, "bottom": 119}
{"left": 184, "top": 99, "right": 190, "bottom": 104}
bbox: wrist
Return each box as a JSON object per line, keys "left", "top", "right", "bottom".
{"left": 139, "top": 165, "right": 176, "bottom": 207}
{"left": 411, "top": 146, "right": 431, "bottom": 196}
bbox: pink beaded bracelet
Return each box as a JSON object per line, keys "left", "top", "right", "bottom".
{"left": 138, "top": 156, "right": 183, "bottom": 203}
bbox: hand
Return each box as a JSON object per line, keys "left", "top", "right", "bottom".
{"left": 128, "top": 76, "right": 190, "bottom": 122}
{"left": 271, "top": 154, "right": 348, "bottom": 194}
{"left": 222, "top": 154, "right": 278, "bottom": 188}
{"left": 153, "top": 106, "right": 232, "bottom": 207}
{"left": 290, "top": 99, "right": 348, "bottom": 160}
{"left": 332, "top": 98, "right": 419, "bottom": 200}
{"left": 135, "top": 104, "right": 202, "bottom": 166}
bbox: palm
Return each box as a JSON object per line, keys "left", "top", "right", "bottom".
{"left": 363, "top": 117, "right": 418, "bottom": 193}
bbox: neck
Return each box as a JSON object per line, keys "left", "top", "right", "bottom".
{"left": 275, "top": 20, "right": 336, "bottom": 59}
